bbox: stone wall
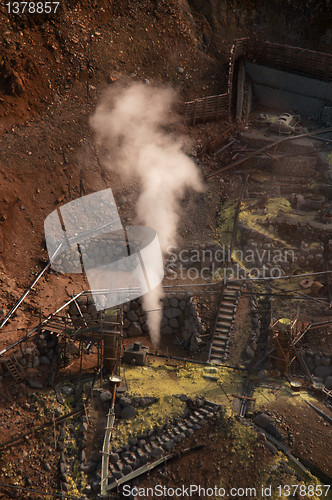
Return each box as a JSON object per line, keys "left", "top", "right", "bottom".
{"left": 240, "top": 226, "right": 329, "bottom": 274}
{"left": 123, "top": 293, "right": 204, "bottom": 351}
{"left": 69, "top": 293, "right": 204, "bottom": 352}
{"left": 165, "top": 238, "right": 329, "bottom": 278}
{"left": 302, "top": 349, "right": 332, "bottom": 389}
{"left": 50, "top": 233, "right": 136, "bottom": 275}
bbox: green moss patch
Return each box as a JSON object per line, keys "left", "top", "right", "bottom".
{"left": 112, "top": 361, "right": 244, "bottom": 447}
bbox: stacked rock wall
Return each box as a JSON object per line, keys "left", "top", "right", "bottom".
{"left": 69, "top": 292, "right": 204, "bottom": 352}
{"left": 50, "top": 233, "right": 133, "bottom": 274}
{"left": 123, "top": 293, "right": 204, "bottom": 351}
{"left": 302, "top": 349, "right": 332, "bottom": 389}
{"left": 164, "top": 238, "right": 328, "bottom": 278}
{"left": 240, "top": 227, "right": 329, "bottom": 274}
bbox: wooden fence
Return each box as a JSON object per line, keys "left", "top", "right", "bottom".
{"left": 186, "top": 40, "right": 332, "bottom": 125}
{"left": 184, "top": 93, "right": 228, "bottom": 125}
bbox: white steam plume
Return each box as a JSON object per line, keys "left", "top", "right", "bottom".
{"left": 90, "top": 83, "right": 203, "bottom": 344}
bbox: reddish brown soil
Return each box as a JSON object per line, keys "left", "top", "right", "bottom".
{"left": 1, "top": 0, "right": 332, "bottom": 497}
{"left": 0, "top": 383, "right": 59, "bottom": 498}
{"left": 265, "top": 396, "right": 332, "bottom": 479}
{"left": 139, "top": 418, "right": 284, "bottom": 500}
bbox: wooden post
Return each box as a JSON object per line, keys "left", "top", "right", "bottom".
{"left": 203, "top": 97, "right": 208, "bottom": 122}
{"left": 236, "top": 59, "right": 245, "bottom": 123}
{"left": 63, "top": 322, "right": 67, "bottom": 367}
{"left": 193, "top": 100, "right": 198, "bottom": 126}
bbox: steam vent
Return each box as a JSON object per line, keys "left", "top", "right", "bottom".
{"left": 0, "top": 4, "right": 332, "bottom": 498}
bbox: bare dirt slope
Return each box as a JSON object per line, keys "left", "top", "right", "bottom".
{"left": 1, "top": 0, "right": 332, "bottom": 287}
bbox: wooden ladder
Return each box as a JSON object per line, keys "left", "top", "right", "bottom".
{"left": 4, "top": 355, "right": 25, "bottom": 383}
{"left": 100, "top": 308, "right": 123, "bottom": 375}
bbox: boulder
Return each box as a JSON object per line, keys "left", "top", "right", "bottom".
{"left": 314, "top": 366, "right": 332, "bottom": 379}
{"left": 128, "top": 322, "right": 142, "bottom": 337}
{"left": 303, "top": 355, "right": 315, "bottom": 373}
{"left": 139, "top": 396, "right": 158, "bottom": 407}
{"left": 32, "top": 356, "right": 40, "bottom": 368}
{"left": 150, "top": 446, "right": 163, "bottom": 459}
{"left": 61, "top": 385, "right": 74, "bottom": 396}
{"left": 169, "top": 297, "right": 179, "bottom": 308}
{"left": 265, "top": 423, "right": 283, "bottom": 441}
{"left": 324, "top": 375, "right": 332, "bottom": 389}
{"left": 100, "top": 391, "right": 113, "bottom": 403}
{"left": 253, "top": 413, "right": 270, "bottom": 430}
{"left": 109, "top": 453, "right": 119, "bottom": 465}
{"left": 40, "top": 356, "right": 50, "bottom": 365}
{"left": 314, "top": 354, "right": 322, "bottom": 367}
{"left": 127, "top": 310, "right": 138, "bottom": 322}
{"left": 164, "top": 308, "right": 182, "bottom": 319}
{"left": 114, "top": 403, "right": 121, "bottom": 418}
{"left": 245, "top": 345, "right": 255, "bottom": 359}
{"left": 27, "top": 378, "right": 43, "bottom": 389}
{"left": 120, "top": 406, "right": 136, "bottom": 420}
{"left": 163, "top": 439, "right": 176, "bottom": 450}
{"left": 118, "top": 396, "right": 131, "bottom": 408}
{"left": 161, "top": 326, "right": 173, "bottom": 335}
{"left": 47, "top": 349, "right": 54, "bottom": 360}
{"left": 321, "top": 356, "right": 331, "bottom": 367}
{"left": 169, "top": 318, "right": 179, "bottom": 329}
{"left": 123, "top": 464, "right": 133, "bottom": 475}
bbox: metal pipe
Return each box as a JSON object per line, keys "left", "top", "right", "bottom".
{"left": 0, "top": 244, "right": 64, "bottom": 330}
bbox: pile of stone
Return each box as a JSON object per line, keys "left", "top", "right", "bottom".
{"left": 93, "top": 389, "right": 159, "bottom": 420}
{"left": 4, "top": 331, "right": 62, "bottom": 389}
{"left": 34, "top": 330, "right": 61, "bottom": 368}
{"left": 302, "top": 350, "right": 332, "bottom": 389}
{"left": 15, "top": 331, "right": 60, "bottom": 372}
